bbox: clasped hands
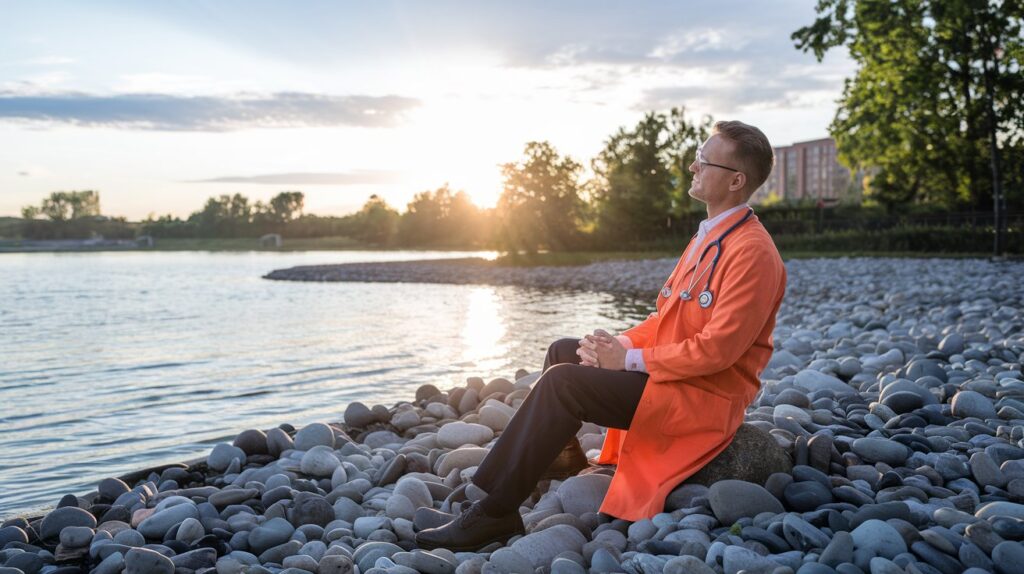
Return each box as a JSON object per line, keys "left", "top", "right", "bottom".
{"left": 576, "top": 329, "right": 628, "bottom": 371}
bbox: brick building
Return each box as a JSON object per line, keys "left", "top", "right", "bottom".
{"left": 751, "top": 137, "right": 861, "bottom": 205}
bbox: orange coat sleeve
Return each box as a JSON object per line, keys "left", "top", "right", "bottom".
{"left": 621, "top": 312, "right": 659, "bottom": 348}
{"left": 642, "top": 240, "right": 783, "bottom": 381}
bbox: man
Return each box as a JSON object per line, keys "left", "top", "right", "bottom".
{"left": 416, "top": 120, "right": 787, "bottom": 551}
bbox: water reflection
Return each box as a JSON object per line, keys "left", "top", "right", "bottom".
{"left": 461, "top": 287, "right": 509, "bottom": 372}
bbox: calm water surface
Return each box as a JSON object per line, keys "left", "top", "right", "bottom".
{"left": 0, "top": 250, "right": 650, "bottom": 517}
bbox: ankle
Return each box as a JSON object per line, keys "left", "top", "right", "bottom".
{"left": 478, "top": 497, "right": 513, "bottom": 518}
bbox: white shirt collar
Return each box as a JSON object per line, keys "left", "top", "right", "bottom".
{"left": 697, "top": 203, "right": 749, "bottom": 238}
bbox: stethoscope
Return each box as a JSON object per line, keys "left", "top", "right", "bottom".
{"left": 660, "top": 208, "right": 754, "bottom": 309}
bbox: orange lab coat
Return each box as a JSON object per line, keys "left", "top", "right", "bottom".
{"left": 595, "top": 207, "right": 787, "bottom": 520}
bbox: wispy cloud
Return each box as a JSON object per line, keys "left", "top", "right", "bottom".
{"left": 190, "top": 170, "right": 406, "bottom": 185}
{"left": 0, "top": 91, "right": 421, "bottom": 131}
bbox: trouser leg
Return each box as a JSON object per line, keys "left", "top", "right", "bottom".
{"left": 472, "top": 339, "right": 648, "bottom": 516}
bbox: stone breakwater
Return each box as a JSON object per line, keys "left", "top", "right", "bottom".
{"left": 262, "top": 257, "right": 679, "bottom": 295}
{"left": 2, "top": 257, "right": 1024, "bottom": 574}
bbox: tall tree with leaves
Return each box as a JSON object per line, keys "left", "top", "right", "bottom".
{"left": 591, "top": 108, "right": 712, "bottom": 244}
{"left": 496, "top": 141, "right": 584, "bottom": 253}
{"left": 793, "top": 0, "right": 1024, "bottom": 211}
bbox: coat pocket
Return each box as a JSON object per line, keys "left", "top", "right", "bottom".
{"left": 659, "top": 383, "right": 733, "bottom": 437}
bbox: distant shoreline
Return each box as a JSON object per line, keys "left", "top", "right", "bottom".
{"left": 263, "top": 256, "right": 676, "bottom": 297}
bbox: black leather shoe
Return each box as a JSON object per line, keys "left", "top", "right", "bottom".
{"left": 415, "top": 501, "right": 525, "bottom": 552}
{"left": 540, "top": 437, "right": 590, "bottom": 481}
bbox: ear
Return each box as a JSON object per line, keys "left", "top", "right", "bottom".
{"left": 728, "top": 172, "right": 747, "bottom": 193}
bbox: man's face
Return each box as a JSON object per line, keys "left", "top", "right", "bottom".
{"left": 687, "top": 134, "right": 743, "bottom": 204}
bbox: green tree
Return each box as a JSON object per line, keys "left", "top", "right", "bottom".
{"left": 495, "top": 141, "right": 584, "bottom": 253}
{"left": 591, "top": 108, "right": 712, "bottom": 244}
{"left": 353, "top": 194, "right": 400, "bottom": 245}
{"left": 398, "top": 184, "right": 487, "bottom": 247}
{"left": 793, "top": 0, "right": 1024, "bottom": 211}
{"left": 270, "top": 191, "right": 305, "bottom": 222}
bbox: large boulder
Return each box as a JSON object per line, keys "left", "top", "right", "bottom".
{"left": 683, "top": 424, "right": 792, "bottom": 486}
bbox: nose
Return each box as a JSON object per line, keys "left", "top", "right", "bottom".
{"left": 688, "top": 158, "right": 699, "bottom": 175}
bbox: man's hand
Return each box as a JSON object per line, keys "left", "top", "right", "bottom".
{"left": 577, "top": 329, "right": 627, "bottom": 370}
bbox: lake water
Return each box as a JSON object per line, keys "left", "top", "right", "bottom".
{"left": 0, "top": 250, "right": 651, "bottom": 518}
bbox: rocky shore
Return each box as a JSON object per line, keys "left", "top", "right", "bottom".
{"left": 3, "top": 257, "right": 1024, "bottom": 574}
{"left": 262, "top": 257, "right": 678, "bottom": 296}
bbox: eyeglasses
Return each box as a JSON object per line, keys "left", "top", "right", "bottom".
{"left": 695, "top": 139, "right": 742, "bottom": 173}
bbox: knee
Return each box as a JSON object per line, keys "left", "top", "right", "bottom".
{"left": 547, "top": 337, "right": 580, "bottom": 361}
{"left": 535, "top": 363, "right": 584, "bottom": 396}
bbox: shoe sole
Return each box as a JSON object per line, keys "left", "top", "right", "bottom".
{"left": 415, "top": 529, "right": 525, "bottom": 553}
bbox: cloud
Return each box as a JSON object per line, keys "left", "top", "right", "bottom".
{"left": 190, "top": 170, "right": 406, "bottom": 185}
{"left": 0, "top": 91, "right": 421, "bottom": 131}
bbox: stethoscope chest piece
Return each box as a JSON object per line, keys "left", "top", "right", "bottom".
{"left": 698, "top": 290, "right": 714, "bottom": 308}
{"left": 679, "top": 290, "right": 692, "bottom": 301}
{"left": 661, "top": 286, "right": 672, "bottom": 298}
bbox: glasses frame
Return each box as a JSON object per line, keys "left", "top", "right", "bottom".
{"left": 695, "top": 139, "right": 742, "bottom": 174}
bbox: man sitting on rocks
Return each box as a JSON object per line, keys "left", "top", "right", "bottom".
{"left": 416, "top": 120, "right": 788, "bottom": 551}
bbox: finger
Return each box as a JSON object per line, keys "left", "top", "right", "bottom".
{"left": 579, "top": 338, "right": 597, "bottom": 351}
{"left": 593, "top": 329, "right": 611, "bottom": 338}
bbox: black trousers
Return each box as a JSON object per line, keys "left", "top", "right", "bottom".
{"left": 471, "top": 338, "right": 649, "bottom": 516}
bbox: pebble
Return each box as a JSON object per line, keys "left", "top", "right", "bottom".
{"left": 437, "top": 422, "right": 494, "bottom": 449}
{"left": 850, "top": 519, "right": 907, "bottom": 559}
{"left": 124, "top": 547, "right": 174, "bottom": 574}
{"left": 294, "top": 422, "right": 336, "bottom": 450}
{"left": 708, "top": 480, "right": 784, "bottom": 525}
{"left": 556, "top": 473, "right": 612, "bottom": 516}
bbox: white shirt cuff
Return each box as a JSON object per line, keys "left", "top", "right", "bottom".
{"left": 625, "top": 348, "right": 647, "bottom": 373}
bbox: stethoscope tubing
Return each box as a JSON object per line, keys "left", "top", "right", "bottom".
{"left": 668, "top": 207, "right": 754, "bottom": 308}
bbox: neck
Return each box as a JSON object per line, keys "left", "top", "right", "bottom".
{"left": 705, "top": 199, "right": 746, "bottom": 220}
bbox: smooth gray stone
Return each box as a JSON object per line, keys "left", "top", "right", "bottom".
{"left": 969, "top": 452, "right": 1006, "bottom": 488}
{"left": 487, "top": 548, "right": 534, "bottom": 574}
{"left": 819, "top": 531, "right": 854, "bottom": 567}
{"left": 511, "top": 524, "right": 587, "bottom": 569}
{"left": 782, "top": 514, "right": 831, "bottom": 551}
{"left": 663, "top": 555, "right": 716, "bottom": 574}
{"left": 248, "top": 517, "right": 295, "bottom": 554}
{"left": 0, "top": 526, "right": 29, "bottom": 547}
{"left": 589, "top": 548, "right": 625, "bottom": 573}
{"left": 910, "top": 541, "right": 962, "bottom": 574}
{"left": 137, "top": 502, "right": 199, "bottom": 539}
{"left": 951, "top": 391, "right": 997, "bottom": 420}
{"left": 171, "top": 547, "right": 217, "bottom": 570}
{"left": 294, "top": 422, "right": 335, "bottom": 450}
{"left": 992, "top": 540, "right": 1024, "bottom": 574}
{"left": 708, "top": 480, "right": 785, "bottom": 525}
{"left": 552, "top": 556, "right": 587, "bottom": 574}
{"left": 345, "top": 402, "right": 377, "bottom": 428}
{"left": 352, "top": 541, "right": 403, "bottom": 574}
{"left": 395, "top": 549, "right": 457, "bottom": 574}
{"left": 784, "top": 481, "right": 833, "bottom": 512}
{"left": 723, "top": 545, "right": 777, "bottom": 574}
{"left": 40, "top": 506, "right": 97, "bottom": 540}
{"left": 851, "top": 438, "right": 910, "bottom": 466}
{"left": 976, "top": 501, "right": 1024, "bottom": 521}
{"left": 58, "top": 525, "right": 94, "bottom": 548}
{"left": 291, "top": 492, "right": 334, "bottom": 527}
{"left": 124, "top": 547, "right": 174, "bottom": 574}
{"left": 557, "top": 473, "right": 612, "bottom": 516}
{"left": 258, "top": 539, "right": 302, "bottom": 565}
{"left": 208, "top": 443, "right": 247, "bottom": 472}
{"left": 319, "top": 554, "right": 357, "bottom": 574}
{"left": 851, "top": 519, "right": 907, "bottom": 559}
{"left": 267, "top": 427, "right": 295, "bottom": 457}
{"left": 98, "top": 477, "right": 131, "bottom": 501}
{"left": 208, "top": 487, "right": 259, "bottom": 508}
{"left": 93, "top": 550, "right": 126, "bottom": 574}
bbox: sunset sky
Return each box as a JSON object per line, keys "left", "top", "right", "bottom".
{"left": 0, "top": 0, "right": 854, "bottom": 220}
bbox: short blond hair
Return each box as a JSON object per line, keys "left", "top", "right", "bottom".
{"left": 712, "top": 120, "right": 774, "bottom": 196}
